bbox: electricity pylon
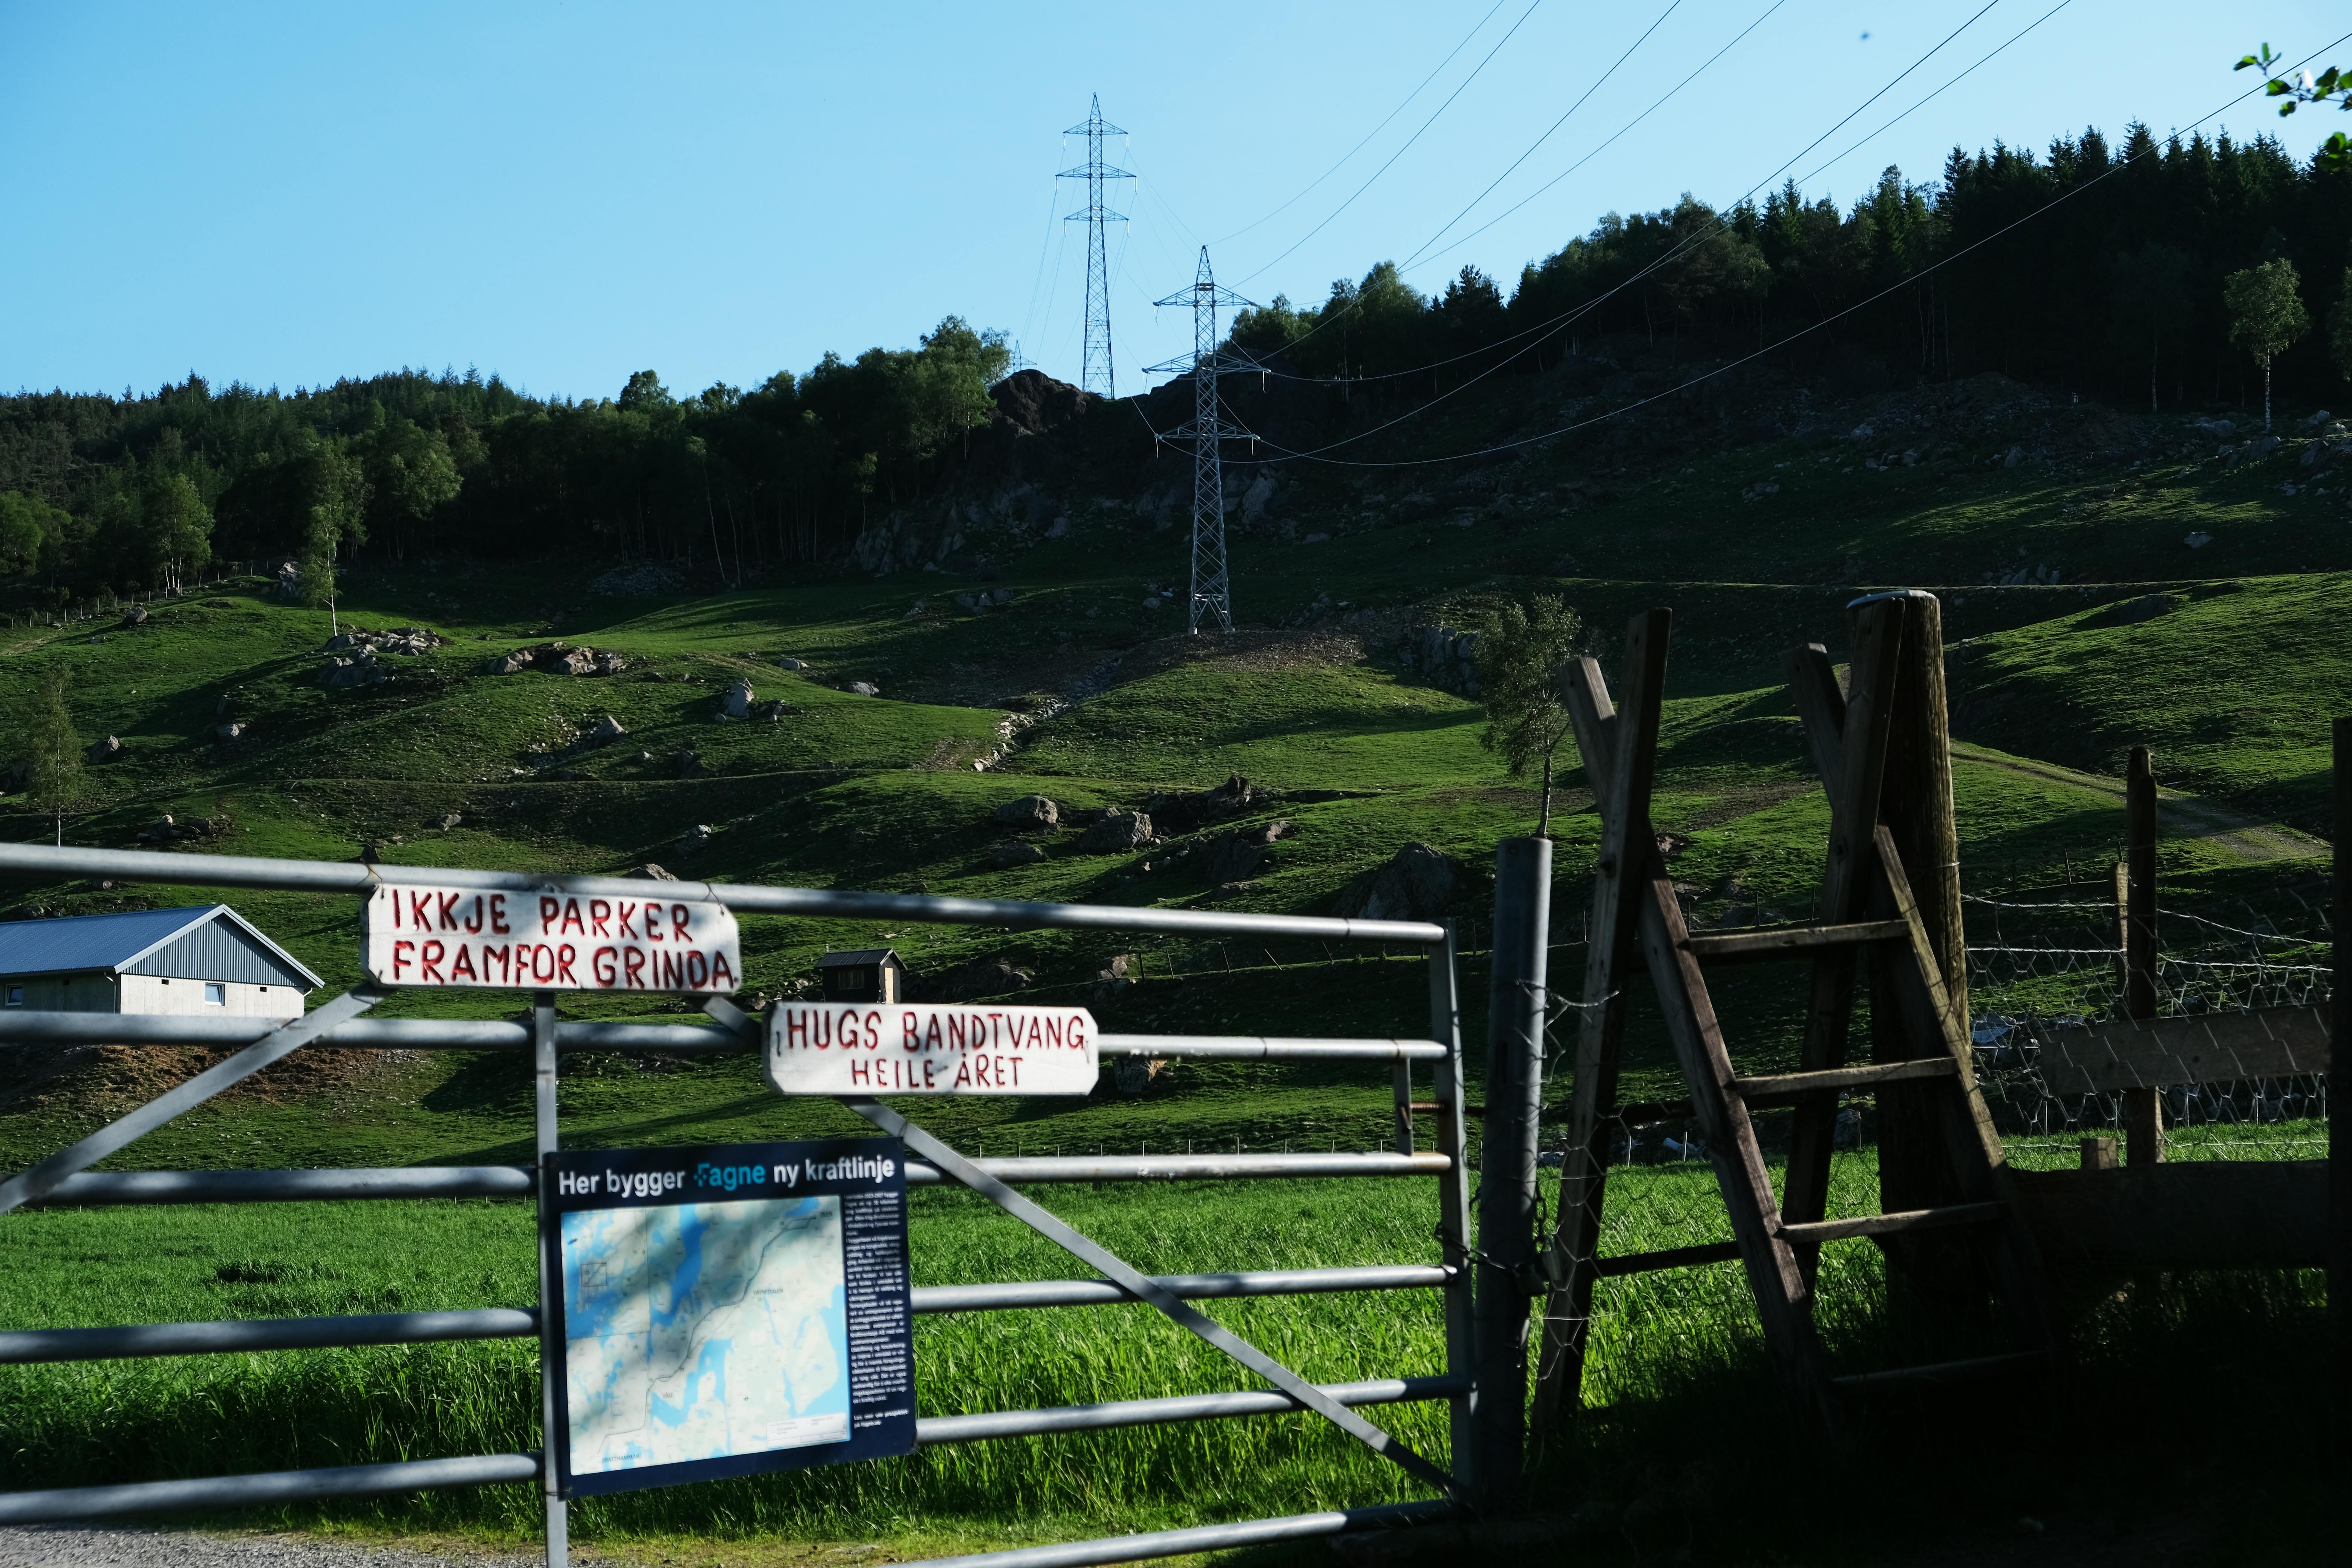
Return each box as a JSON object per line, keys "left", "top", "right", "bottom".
{"left": 1059, "top": 96, "right": 1132, "bottom": 398}
{"left": 1149, "top": 248, "right": 1257, "bottom": 635}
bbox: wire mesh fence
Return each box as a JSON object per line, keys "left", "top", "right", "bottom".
{"left": 1962, "top": 882, "right": 2332, "bottom": 1172}
{"left": 1538, "top": 869, "right": 2336, "bottom": 1403}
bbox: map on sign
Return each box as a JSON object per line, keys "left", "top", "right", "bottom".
{"left": 563, "top": 1197, "right": 850, "bottom": 1471}
{"left": 545, "top": 1139, "right": 917, "bottom": 1497}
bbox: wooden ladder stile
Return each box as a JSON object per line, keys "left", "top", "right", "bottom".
{"left": 1531, "top": 602, "right": 2058, "bottom": 1436}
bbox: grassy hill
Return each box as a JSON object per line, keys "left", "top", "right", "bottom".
{"left": 0, "top": 372, "right": 2344, "bottom": 1563}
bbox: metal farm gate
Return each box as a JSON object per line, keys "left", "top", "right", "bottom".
{"left": 0, "top": 840, "right": 1558, "bottom": 1566}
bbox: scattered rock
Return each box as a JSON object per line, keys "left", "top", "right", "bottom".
{"left": 215, "top": 722, "right": 245, "bottom": 741}
{"left": 2184, "top": 531, "right": 2213, "bottom": 549}
{"left": 1144, "top": 775, "right": 1271, "bottom": 837}
{"left": 992, "top": 839, "right": 1048, "bottom": 868}
{"left": 629, "top": 863, "right": 679, "bottom": 881}
{"left": 848, "top": 681, "right": 882, "bottom": 697}
{"left": 674, "top": 749, "right": 707, "bottom": 778}
{"left": 777, "top": 657, "right": 809, "bottom": 671}
{"left": 719, "top": 678, "right": 755, "bottom": 720}
{"left": 438, "top": 813, "right": 463, "bottom": 830}
{"left": 1112, "top": 1055, "right": 1170, "bottom": 1096}
{"left": 585, "top": 715, "right": 627, "bottom": 744}
{"left": 757, "top": 700, "right": 799, "bottom": 721}
{"left": 1078, "top": 810, "right": 1154, "bottom": 854}
{"left": 992, "top": 794, "right": 1060, "bottom": 831}
{"left": 1203, "top": 880, "right": 1261, "bottom": 903}
{"left": 483, "top": 642, "right": 626, "bottom": 677}
{"left": 676, "top": 824, "right": 715, "bottom": 854}
{"left": 120, "top": 605, "right": 149, "bottom": 626}
{"left": 84, "top": 736, "right": 123, "bottom": 765}
{"left": 1089, "top": 954, "right": 1137, "bottom": 1007}
{"left": 320, "top": 651, "right": 387, "bottom": 688}
{"left": 2002, "top": 444, "right": 2026, "bottom": 467}
{"left": 1333, "top": 843, "right": 1464, "bottom": 923}
{"left": 1204, "top": 818, "right": 1293, "bottom": 884}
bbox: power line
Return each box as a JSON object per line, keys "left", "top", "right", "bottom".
{"left": 1400, "top": 0, "right": 1688, "bottom": 275}
{"left": 1230, "top": 0, "right": 2011, "bottom": 392}
{"left": 1236, "top": 0, "right": 1547, "bottom": 286}
{"left": 1205, "top": 0, "right": 1514, "bottom": 249}
{"left": 1233, "top": 26, "right": 2352, "bottom": 470}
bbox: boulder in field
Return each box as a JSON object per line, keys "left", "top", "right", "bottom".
{"left": 991, "top": 839, "right": 1048, "bottom": 869}
{"left": 777, "top": 656, "right": 809, "bottom": 671}
{"left": 485, "top": 650, "right": 531, "bottom": 675}
{"left": 848, "top": 681, "right": 881, "bottom": 697}
{"left": 676, "top": 824, "right": 715, "bottom": 854}
{"left": 629, "top": 862, "right": 679, "bottom": 881}
{"left": 1333, "top": 843, "right": 1465, "bottom": 923}
{"left": 1078, "top": 810, "right": 1153, "bottom": 854}
{"left": 720, "top": 678, "right": 755, "bottom": 720}
{"left": 586, "top": 715, "right": 627, "bottom": 744}
{"left": 85, "top": 735, "right": 123, "bottom": 765}
{"left": 992, "top": 794, "right": 1060, "bottom": 831}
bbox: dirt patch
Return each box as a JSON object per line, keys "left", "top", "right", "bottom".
{"left": 0, "top": 1042, "right": 409, "bottom": 1118}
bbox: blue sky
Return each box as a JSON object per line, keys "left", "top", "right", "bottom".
{"left": 3, "top": 1, "right": 2346, "bottom": 403}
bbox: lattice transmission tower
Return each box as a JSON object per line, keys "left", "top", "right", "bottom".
{"left": 1058, "top": 95, "right": 1132, "bottom": 398}
{"left": 1149, "top": 248, "right": 1257, "bottom": 635}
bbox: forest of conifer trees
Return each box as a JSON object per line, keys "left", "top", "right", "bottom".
{"left": 2, "top": 123, "right": 2346, "bottom": 599}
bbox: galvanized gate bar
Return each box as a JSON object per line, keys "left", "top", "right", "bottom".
{"left": 846, "top": 1099, "right": 1457, "bottom": 1498}
{"left": 915, "top": 1374, "right": 1465, "bottom": 1444}
{"left": 893, "top": 1499, "right": 1456, "bottom": 1568}
{"left": 26, "top": 1167, "right": 536, "bottom": 1206}
{"left": 0, "top": 1308, "right": 537, "bottom": 1363}
{"left": 0, "top": 989, "right": 382, "bottom": 1220}
{"left": 1095, "top": 1035, "right": 1447, "bottom": 1061}
{"left": 0, "top": 1454, "right": 545, "bottom": 1526}
{"left": 0, "top": 842, "right": 1447, "bottom": 946}
{"left": 22, "top": 1155, "right": 1445, "bottom": 1209}
{"left": 904, "top": 1152, "right": 1448, "bottom": 1185}
{"left": 913, "top": 1265, "right": 1452, "bottom": 1314}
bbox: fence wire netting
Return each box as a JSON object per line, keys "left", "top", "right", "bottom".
{"left": 1539, "top": 873, "right": 2335, "bottom": 1403}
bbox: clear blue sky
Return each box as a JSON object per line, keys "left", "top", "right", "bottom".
{"left": 3, "top": 1, "right": 2344, "bottom": 403}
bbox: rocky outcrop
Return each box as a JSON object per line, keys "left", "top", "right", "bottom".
{"left": 719, "top": 678, "right": 754, "bottom": 719}
{"left": 992, "top": 795, "right": 1060, "bottom": 831}
{"left": 1334, "top": 843, "right": 1465, "bottom": 923}
{"left": 84, "top": 735, "right": 123, "bottom": 765}
{"left": 483, "top": 642, "right": 627, "bottom": 677}
{"left": 1398, "top": 625, "right": 1480, "bottom": 696}
{"left": 1078, "top": 810, "right": 1153, "bottom": 854}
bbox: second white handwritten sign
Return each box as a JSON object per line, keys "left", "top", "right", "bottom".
{"left": 765, "top": 1003, "right": 1098, "bottom": 1096}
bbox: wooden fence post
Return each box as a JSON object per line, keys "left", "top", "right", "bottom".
{"left": 2123, "top": 746, "right": 2163, "bottom": 1164}
{"left": 1864, "top": 591, "right": 1969, "bottom": 1231}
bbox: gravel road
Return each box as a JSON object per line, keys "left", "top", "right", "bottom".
{"left": 0, "top": 1528, "right": 565, "bottom": 1568}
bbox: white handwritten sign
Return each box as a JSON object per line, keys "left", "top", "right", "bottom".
{"left": 765, "top": 1003, "right": 1098, "bottom": 1096}
{"left": 362, "top": 884, "right": 741, "bottom": 993}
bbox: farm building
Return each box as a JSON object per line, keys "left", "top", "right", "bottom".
{"left": 0, "top": 905, "right": 320, "bottom": 1018}
{"left": 818, "top": 948, "right": 905, "bottom": 1004}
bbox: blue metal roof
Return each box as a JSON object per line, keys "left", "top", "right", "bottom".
{"left": 0, "top": 905, "right": 320, "bottom": 988}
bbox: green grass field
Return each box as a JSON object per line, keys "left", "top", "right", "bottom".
{"left": 2, "top": 394, "right": 2344, "bottom": 1562}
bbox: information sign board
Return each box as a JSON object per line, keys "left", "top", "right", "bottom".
{"left": 362, "top": 883, "right": 740, "bottom": 992}
{"left": 542, "top": 1137, "right": 915, "bottom": 1496}
{"left": 766, "top": 1002, "right": 1098, "bottom": 1096}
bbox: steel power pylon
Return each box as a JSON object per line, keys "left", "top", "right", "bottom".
{"left": 1148, "top": 248, "right": 1258, "bottom": 635}
{"left": 1059, "top": 96, "right": 1132, "bottom": 398}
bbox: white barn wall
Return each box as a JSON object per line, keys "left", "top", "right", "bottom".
{"left": 117, "top": 975, "right": 302, "bottom": 1019}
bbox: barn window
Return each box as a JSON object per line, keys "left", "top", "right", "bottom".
{"left": 3, "top": 986, "right": 20, "bottom": 1006}
{"left": 204, "top": 983, "right": 226, "bottom": 1006}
